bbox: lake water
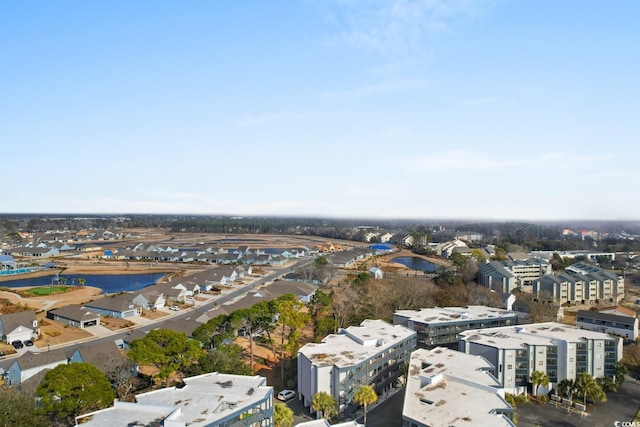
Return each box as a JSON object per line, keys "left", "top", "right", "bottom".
{"left": 0, "top": 273, "right": 168, "bottom": 294}
{"left": 391, "top": 256, "right": 438, "bottom": 272}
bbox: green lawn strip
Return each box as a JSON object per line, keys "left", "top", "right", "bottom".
{"left": 26, "top": 286, "right": 72, "bottom": 297}
{"left": 634, "top": 405, "right": 640, "bottom": 422}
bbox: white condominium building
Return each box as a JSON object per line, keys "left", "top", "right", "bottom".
{"left": 459, "top": 322, "right": 622, "bottom": 395}
{"left": 402, "top": 347, "right": 515, "bottom": 427}
{"left": 297, "top": 319, "right": 416, "bottom": 415}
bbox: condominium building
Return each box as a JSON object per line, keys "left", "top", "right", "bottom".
{"left": 75, "top": 373, "right": 274, "bottom": 427}
{"left": 297, "top": 319, "right": 416, "bottom": 415}
{"left": 576, "top": 309, "right": 638, "bottom": 340}
{"left": 402, "top": 347, "right": 515, "bottom": 427}
{"left": 533, "top": 262, "right": 625, "bottom": 305}
{"left": 458, "top": 322, "right": 622, "bottom": 395}
{"left": 478, "top": 260, "right": 552, "bottom": 293}
{"left": 393, "top": 306, "right": 518, "bottom": 349}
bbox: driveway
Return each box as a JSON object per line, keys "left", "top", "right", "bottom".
{"left": 518, "top": 375, "right": 640, "bottom": 427}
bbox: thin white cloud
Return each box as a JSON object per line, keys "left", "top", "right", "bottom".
{"left": 320, "top": 0, "right": 498, "bottom": 57}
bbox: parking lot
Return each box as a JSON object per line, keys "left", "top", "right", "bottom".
{"left": 517, "top": 375, "right": 640, "bottom": 427}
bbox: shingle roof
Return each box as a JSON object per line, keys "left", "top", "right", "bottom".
{"left": 48, "top": 305, "right": 100, "bottom": 323}
{"left": 0, "top": 311, "right": 37, "bottom": 336}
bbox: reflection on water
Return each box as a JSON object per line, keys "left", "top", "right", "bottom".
{"left": 390, "top": 256, "right": 437, "bottom": 272}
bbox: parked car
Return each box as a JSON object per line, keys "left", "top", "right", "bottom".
{"left": 23, "top": 339, "right": 34, "bottom": 347}
{"left": 170, "top": 305, "right": 180, "bottom": 311}
{"left": 277, "top": 390, "right": 296, "bottom": 402}
{"left": 11, "top": 340, "right": 24, "bottom": 349}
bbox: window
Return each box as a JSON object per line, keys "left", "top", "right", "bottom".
{"left": 507, "top": 364, "right": 512, "bottom": 370}
{"left": 539, "top": 361, "right": 543, "bottom": 366}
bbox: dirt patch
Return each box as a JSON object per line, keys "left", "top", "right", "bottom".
{"left": 37, "top": 317, "right": 93, "bottom": 346}
{"left": 140, "top": 309, "right": 169, "bottom": 321}
{"left": 101, "top": 317, "right": 136, "bottom": 331}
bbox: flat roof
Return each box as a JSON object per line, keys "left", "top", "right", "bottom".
{"left": 299, "top": 319, "right": 415, "bottom": 368}
{"left": 76, "top": 373, "right": 272, "bottom": 427}
{"left": 460, "top": 322, "right": 616, "bottom": 349}
{"left": 403, "top": 348, "right": 514, "bottom": 427}
{"left": 394, "top": 306, "right": 518, "bottom": 324}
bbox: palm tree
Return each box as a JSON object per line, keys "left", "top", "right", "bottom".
{"left": 353, "top": 385, "right": 378, "bottom": 426}
{"left": 530, "top": 370, "right": 550, "bottom": 397}
{"left": 558, "top": 378, "right": 576, "bottom": 401}
{"left": 576, "top": 372, "right": 606, "bottom": 407}
{"left": 615, "top": 362, "right": 628, "bottom": 388}
{"left": 311, "top": 391, "right": 337, "bottom": 421}
{"left": 274, "top": 402, "right": 294, "bottom": 427}
{"left": 78, "top": 278, "right": 86, "bottom": 288}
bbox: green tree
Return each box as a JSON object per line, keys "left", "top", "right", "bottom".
{"left": 128, "top": 328, "right": 204, "bottom": 385}
{"left": 307, "top": 290, "right": 336, "bottom": 340}
{"left": 596, "top": 376, "right": 617, "bottom": 393}
{"left": 0, "top": 389, "right": 49, "bottom": 427}
{"left": 274, "top": 402, "right": 294, "bottom": 427}
{"left": 530, "top": 370, "right": 550, "bottom": 397}
{"left": 558, "top": 378, "right": 576, "bottom": 400}
{"left": 192, "top": 314, "right": 234, "bottom": 349}
{"left": 353, "top": 385, "right": 378, "bottom": 426}
{"left": 575, "top": 372, "right": 606, "bottom": 407}
{"left": 36, "top": 363, "right": 114, "bottom": 424}
{"left": 615, "top": 361, "right": 628, "bottom": 388}
{"left": 274, "top": 294, "right": 310, "bottom": 383}
{"left": 311, "top": 391, "right": 337, "bottom": 420}
{"left": 185, "top": 344, "right": 252, "bottom": 376}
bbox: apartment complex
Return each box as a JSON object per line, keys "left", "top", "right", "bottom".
{"left": 478, "top": 260, "right": 552, "bottom": 293}
{"left": 533, "top": 262, "right": 625, "bottom": 305}
{"left": 576, "top": 309, "right": 638, "bottom": 340}
{"left": 75, "top": 373, "right": 274, "bottom": 427}
{"left": 459, "top": 322, "right": 622, "bottom": 395}
{"left": 402, "top": 347, "right": 515, "bottom": 427}
{"left": 297, "top": 319, "right": 416, "bottom": 415}
{"left": 393, "top": 306, "right": 518, "bottom": 349}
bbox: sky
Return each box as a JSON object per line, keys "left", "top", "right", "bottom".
{"left": 1, "top": 1, "right": 639, "bottom": 221}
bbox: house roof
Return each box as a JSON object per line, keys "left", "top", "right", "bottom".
{"left": 84, "top": 294, "right": 137, "bottom": 313}
{"left": 0, "top": 311, "right": 37, "bottom": 335}
{"left": 49, "top": 305, "right": 100, "bottom": 323}
{"left": 577, "top": 310, "right": 637, "bottom": 326}
{"left": 13, "top": 349, "right": 67, "bottom": 370}
{"left": 70, "top": 341, "right": 126, "bottom": 373}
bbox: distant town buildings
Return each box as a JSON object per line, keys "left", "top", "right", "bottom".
{"left": 459, "top": 322, "right": 622, "bottom": 395}
{"left": 393, "top": 306, "right": 518, "bottom": 349}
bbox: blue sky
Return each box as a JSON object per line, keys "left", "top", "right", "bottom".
{"left": 2, "top": 1, "right": 638, "bottom": 220}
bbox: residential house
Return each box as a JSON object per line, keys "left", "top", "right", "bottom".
{"left": 132, "top": 290, "right": 166, "bottom": 310}
{"left": 298, "top": 319, "right": 416, "bottom": 416}
{"left": 4, "top": 349, "right": 68, "bottom": 386}
{"left": 402, "top": 347, "right": 515, "bottom": 427}
{"left": 68, "top": 341, "right": 129, "bottom": 375}
{"left": 75, "top": 372, "right": 274, "bottom": 427}
{"left": 83, "top": 294, "right": 141, "bottom": 318}
{"left": 47, "top": 305, "right": 100, "bottom": 328}
{"left": 0, "top": 311, "right": 39, "bottom": 343}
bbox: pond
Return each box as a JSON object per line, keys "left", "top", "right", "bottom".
{"left": 390, "top": 256, "right": 438, "bottom": 272}
{"left": 0, "top": 273, "right": 168, "bottom": 294}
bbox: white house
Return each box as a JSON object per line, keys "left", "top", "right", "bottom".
{"left": 5, "top": 350, "right": 68, "bottom": 385}
{"left": 0, "top": 311, "right": 39, "bottom": 344}
{"left": 369, "top": 266, "right": 384, "bottom": 280}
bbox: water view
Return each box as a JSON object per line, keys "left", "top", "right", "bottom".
{"left": 391, "top": 256, "right": 438, "bottom": 272}
{"left": 0, "top": 273, "right": 168, "bottom": 294}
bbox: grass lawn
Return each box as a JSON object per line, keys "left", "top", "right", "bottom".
{"left": 25, "top": 286, "right": 72, "bottom": 297}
